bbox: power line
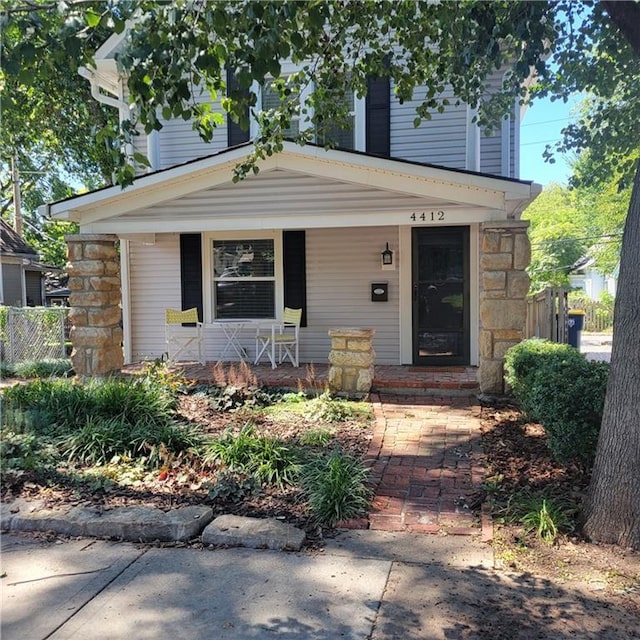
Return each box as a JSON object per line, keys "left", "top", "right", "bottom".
{"left": 521, "top": 117, "right": 573, "bottom": 127}
{"left": 521, "top": 138, "right": 563, "bottom": 146}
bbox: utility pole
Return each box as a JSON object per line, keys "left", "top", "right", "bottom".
{"left": 11, "top": 155, "right": 23, "bottom": 236}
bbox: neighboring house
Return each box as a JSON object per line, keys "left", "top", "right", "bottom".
{"left": 41, "top": 31, "right": 541, "bottom": 392}
{"left": 0, "top": 220, "right": 47, "bottom": 307}
{"left": 569, "top": 257, "right": 617, "bottom": 299}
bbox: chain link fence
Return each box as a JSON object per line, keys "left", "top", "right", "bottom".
{"left": 0, "top": 306, "right": 69, "bottom": 364}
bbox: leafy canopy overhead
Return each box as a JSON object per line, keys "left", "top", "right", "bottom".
{"left": 3, "top": 1, "right": 638, "bottom": 188}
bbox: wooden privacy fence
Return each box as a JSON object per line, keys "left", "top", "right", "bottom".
{"left": 525, "top": 287, "right": 568, "bottom": 343}
{"left": 567, "top": 299, "right": 614, "bottom": 332}
{"left": 0, "top": 306, "right": 69, "bottom": 364}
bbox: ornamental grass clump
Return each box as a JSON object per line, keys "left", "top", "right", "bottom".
{"left": 300, "top": 449, "right": 372, "bottom": 527}
{"left": 0, "top": 368, "right": 194, "bottom": 468}
{"left": 203, "top": 424, "right": 299, "bottom": 488}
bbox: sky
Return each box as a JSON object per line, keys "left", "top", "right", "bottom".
{"left": 519, "top": 94, "right": 582, "bottom": 186}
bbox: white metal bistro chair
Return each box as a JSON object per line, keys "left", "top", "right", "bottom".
{"left": 165, "top": 308, "right": 205, "bottom": 365}
{"left": 254, "top": 307, "right": 302, "bottom": 369}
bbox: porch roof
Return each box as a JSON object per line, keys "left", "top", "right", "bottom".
{"left": 42, "top": 143, "right": 541, "bottom": 233}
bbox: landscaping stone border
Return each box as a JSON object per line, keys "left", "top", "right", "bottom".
{"left": 1, "top": 501, "right": 306, "bottom": 550}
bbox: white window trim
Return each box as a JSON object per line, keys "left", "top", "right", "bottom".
{"left": 203, "top": 230, "right": 283, "bottom": 323}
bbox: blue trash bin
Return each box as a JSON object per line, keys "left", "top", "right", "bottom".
{"left": 567, "top": 310, "right": 585, "bottom": 348}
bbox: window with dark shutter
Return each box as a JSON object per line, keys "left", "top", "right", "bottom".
{"left": 366, "top": 75, "right": 390, "bottom": 157}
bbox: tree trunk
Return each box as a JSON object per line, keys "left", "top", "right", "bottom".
{"left": 583, "top": 160, "right": 640, "bottom": 549}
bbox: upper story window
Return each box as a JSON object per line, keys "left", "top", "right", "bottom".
{"left": 213, "top": 239, "right": 276, "bottom": 319}
{"left": 253, "top": 66, "right": 364, "bottom": 151}
{"left": 261, "top": 78, "right": 300, "bottom": 140}
{"left": 316, "top": 86, "right": 356, "bottom": 150}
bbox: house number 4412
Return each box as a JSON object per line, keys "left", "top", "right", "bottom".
{"left": 410, "top": 210, "right": 445, "bottom": 222}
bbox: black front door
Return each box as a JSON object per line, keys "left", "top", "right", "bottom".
{"left": 412, "top": 227, "right": 470, "bottom": 365}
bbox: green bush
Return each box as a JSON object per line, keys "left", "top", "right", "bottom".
{"left": 203, "top": 424, "right": 299, "bottom": 488}
{"left": 1, "top": 374, "right": 178, "bottom": 435}
{"left": 12, "top": 359, "right": 73, "bottom": 379}
{"left": 0, "top": 429, "right": 57, "bottom": 473}
{"left": 504, "top": 339, "right": 608, "bottom": 466}
{"left": 300, "top": 449, "right": 371, "bottom": 526}
{"left": 0, "top": 371, "right": 190, "bottom": 467}
{"left": 303, "top": 391, "right": 355, "bottom": 423}
{"left": 58, "top": 417, "right": 202, "bottom": 467}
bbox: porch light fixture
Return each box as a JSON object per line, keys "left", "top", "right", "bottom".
{"left": 381, "top": 242, "right": 394, "bottom": 270}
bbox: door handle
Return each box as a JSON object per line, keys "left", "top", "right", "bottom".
{"left": 413, "top": 284, "right": 418, "bottom": 302}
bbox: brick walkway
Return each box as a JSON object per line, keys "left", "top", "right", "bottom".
{"left": 348, "top": 394, "right": 490, "bottom": 537}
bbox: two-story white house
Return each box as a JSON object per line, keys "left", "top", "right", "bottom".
{"left": 42, "top": 29, "right": 541, "bottom": 392}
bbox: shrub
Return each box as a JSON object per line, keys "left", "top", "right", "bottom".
{"left": 203, "top": 424, "right": 298, "bottom": 487}
{"left": 0, "top": 429, "right": 57, "bottom": 473}
{"left": 13, "top": 359, "right": 73, "bottom": 379}
{"left": 1, "top": 374, "right": 178, "bottom": 435}
{"left": 0, "top": 372, "right": 192, "bottom": 467}
{"left": 58, "top": 417, "right": 202, "bottom": 467}
{"left": 206, "top": 469, "right": 260, "bottom": 502}
{"left": 300, "top": 449, "right": 371, "bottom": 526}
{"left": 504, "top": 339, "right": 608, "bottom": 466}
{"left": 298, "top": 428, "right": 333, "bottom": 447}
{"left": 303, "top": 390, "right": 355, "bottom": 423}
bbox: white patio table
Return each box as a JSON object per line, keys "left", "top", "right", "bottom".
{"left": 213, "top": 319, "right": 274, "bottom": 361}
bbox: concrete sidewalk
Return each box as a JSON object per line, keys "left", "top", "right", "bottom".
{"left": 3, "top": 530, "right": 637, "bottom": 640}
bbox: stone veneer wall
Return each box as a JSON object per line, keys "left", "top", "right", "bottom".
{"left": 327, "top": 328, "right": 375, "bottom": 395}
{"left": 66, "top": 234, "right": 123, "bottom": 377}
{"left": 479, "top": 221, "right": 531, "bottom": 393}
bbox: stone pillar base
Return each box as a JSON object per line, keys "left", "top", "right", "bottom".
{"left": 327, "top": 328, "right": 375, "bottom": 396}
{"left": 479, "top": 222, "right": 530, "bottom": 394}
{"left": 66, "top": 234, "right": 123, "bottom": 378}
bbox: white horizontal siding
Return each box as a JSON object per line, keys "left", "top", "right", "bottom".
{"left": 304, "top": 227, "right": 400, "bottom": 364}
{"left": 390, "top": 85, "right": 467, "bottom": 168}
{"left": 127, "top": 227, "right": 401, "bottom": 365}
{"left": 129, "top": 234, "right": 181, "bottom": 361}
{"left": 480, "top": 128, "right": 503, "bottom": 176}
{"left": 158, "top": 91, "right": 229, "bottom": 170}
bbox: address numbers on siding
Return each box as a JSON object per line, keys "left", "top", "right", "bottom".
{"left": 410, "top": 210, "right": 445, "bottom": 222}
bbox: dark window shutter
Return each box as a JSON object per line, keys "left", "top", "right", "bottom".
{"left": 366, "top": 75, "right": 390, "bottom": 157}
{"left": 227, "top": 68, "right": 250, "bottom": 147}
{"left": 283, "top": 231, "right": 307, "bottom": 327}
{"left": 180, "top": 233, "right": 203, "bottom": 324}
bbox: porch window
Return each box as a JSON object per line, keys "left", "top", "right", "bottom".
{"left": 213, "top": 239, "right": 275, "bottom": 319}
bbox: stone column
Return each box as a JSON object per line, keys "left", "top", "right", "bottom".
{"left": 66, "top": 234, "right": 123, "bottom": 377}
{"left": 479, "top": 221, "right": 530, "bottom": 393}
{"left": 327, "top": 328, "right": 375, "bottom": 396}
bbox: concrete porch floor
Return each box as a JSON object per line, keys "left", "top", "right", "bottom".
{"left": 123, "top": 361, "right": 480, "bottom": 396}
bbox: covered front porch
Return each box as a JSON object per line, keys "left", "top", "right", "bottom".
{"left": 122, "top": 361, "right": 480, "bottom": 396}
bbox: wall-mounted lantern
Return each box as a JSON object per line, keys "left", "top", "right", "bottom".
{"left": 381, "top": 242, "right": 394, "bottom": 270}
